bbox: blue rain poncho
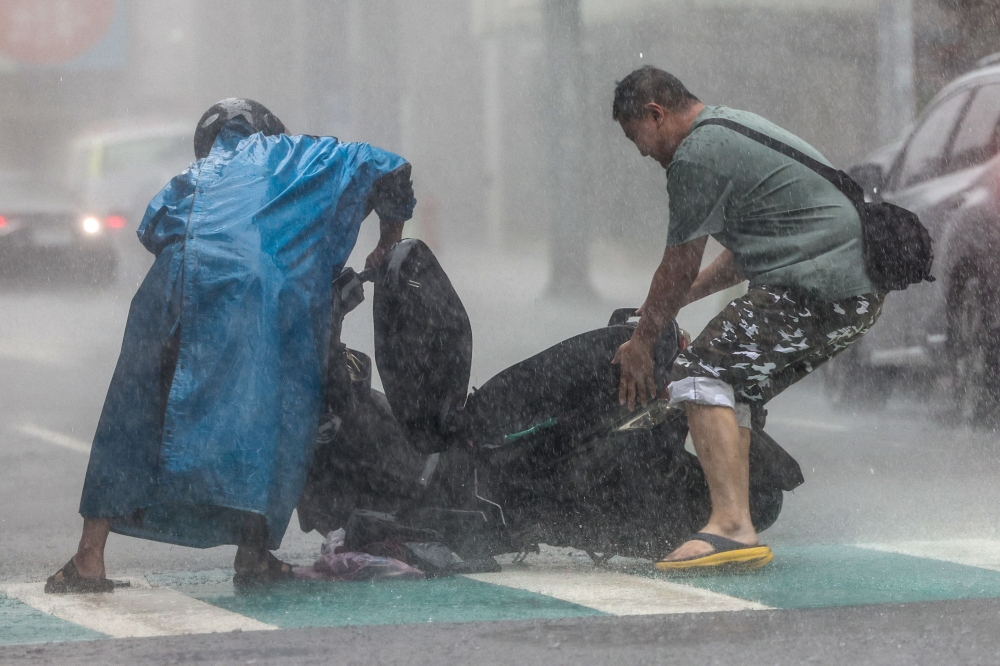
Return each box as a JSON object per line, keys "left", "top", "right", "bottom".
{"left": 79, "top": 119, "right": 414, "bottom": 549}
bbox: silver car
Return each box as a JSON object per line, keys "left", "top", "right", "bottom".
{"left": 825, "top": 56, "right": 1000, "bottom": 422}
{"left": 66, "top": 123, "right": 192, "bottom": 286}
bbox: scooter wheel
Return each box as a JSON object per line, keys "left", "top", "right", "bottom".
{"left": 749, "top": 485, "right": 783, "bottom": 533}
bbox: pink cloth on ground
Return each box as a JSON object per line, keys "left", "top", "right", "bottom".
{"left": 294, "top": 551, "right": 424, "bottom": 582}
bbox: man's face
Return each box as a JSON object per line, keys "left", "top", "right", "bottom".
{"left": 618, "top": 105, "right": 683, "bottom": 168}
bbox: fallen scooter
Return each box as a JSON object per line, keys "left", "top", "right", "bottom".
{"left": 297, "top": 240, "right": 804, "bottom": 564}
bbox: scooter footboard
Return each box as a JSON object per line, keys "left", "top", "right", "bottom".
{"left": 463, "top": 414, "right": 799, "bottom": 558}
{"left": 466, "top": 420, "right": 699, "bottom": 558}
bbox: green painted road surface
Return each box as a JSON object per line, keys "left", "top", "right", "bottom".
{"left": 5, "top": 541, "right": 1000, "bottom": 647}
{"left": 178, "top": 577, "right": 604, "bottom": 629}
{"left": 677, "top": 545, "right": 1000, "bottom": 608}
{"left": 0, "top": 596, "right": 104, "bottom": 646}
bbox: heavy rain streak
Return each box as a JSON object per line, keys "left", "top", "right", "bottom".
{"left": 2, "top": 1, "right": 1000, "bottom": 664}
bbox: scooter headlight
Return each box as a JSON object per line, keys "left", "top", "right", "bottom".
{"left": 614, "top": 399, "right": 677, "bottom": 432}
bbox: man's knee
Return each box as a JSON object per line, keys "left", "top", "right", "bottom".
{"left": 669, "top": 376, "right": 752, "bottom": 429}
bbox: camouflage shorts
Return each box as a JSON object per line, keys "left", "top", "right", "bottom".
{"left": 669, "top": 286, "right": 884, "bottom": 405}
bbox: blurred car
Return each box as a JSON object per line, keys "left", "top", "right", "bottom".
{"left": 66, "top": 122, "right": 192, "bottom": 285}
{"left": 824, "top": 54, "right": 1000, "bottom": 421}
{"left": 0, "top": 173, "right": 119, "bottom": 283}
{"left": 68, "top": 122, "right": 191, "bottom": 220}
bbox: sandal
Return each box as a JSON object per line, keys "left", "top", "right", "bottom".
{"left": 44, "top": 558, "right": 128, "bottom": 594}
{"left": 233, "top": 551, "right": 297, "bottom": 589}
{"left": 655, "top": 532, "right": 773, "bottom": 573}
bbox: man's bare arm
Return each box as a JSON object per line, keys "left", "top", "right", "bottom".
{"left": 614, "top": 236, "right": 707, "bottom": 410}
{"left": 365, "top": 217, "right": 405, "bottom": 271}
{"left": 364, "top": 164, "right": 415, "bottom": 270}
{"left": 635, "top": 237, "right": 708, "bottom": 344}
{"left": 681, "top": 249, "right": 744, "bottom": 307}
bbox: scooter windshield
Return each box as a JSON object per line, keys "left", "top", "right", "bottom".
{"left": 373, "top": 240, "right": 474, "bottom": 454}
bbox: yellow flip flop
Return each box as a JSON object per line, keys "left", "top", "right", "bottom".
{"left": 655, "top": 532, "right": 773, "bottom": 573}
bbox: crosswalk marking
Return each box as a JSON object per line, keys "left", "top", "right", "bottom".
{"left": 2, "top": 578, "right": 277, "bottom": 638}
{"left": 16, "top": 423, "right": 91, "bottom": 454}
{"left": 465, "top": 568, "right": 768, "bottom": 615}
{"left": 9, "top": 541, "right": 1000, "bottom": 647}
{"left": 858, "top": 539, "right": 1000, "bottom": 572}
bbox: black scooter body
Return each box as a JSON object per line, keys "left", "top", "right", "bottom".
{"left": 372, "top": 240, "right": 680, "bottom": 452}
{"left": 298, "top": 240, "right": 804, "bottom": 559}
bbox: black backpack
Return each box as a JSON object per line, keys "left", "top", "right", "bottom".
{"left": 698, "top": 118, "right": 934, "bottom": 293}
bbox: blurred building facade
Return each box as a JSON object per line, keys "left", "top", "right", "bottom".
{"left": 0, "top": 0, "right": 996, "bottom": 257}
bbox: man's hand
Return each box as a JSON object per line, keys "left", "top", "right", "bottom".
{"left": 613, "top": 237, "right": 708, "bottom": 411}
{"left": 612, "top": 336, "right": 657, "bottom": 411}
{"left": 365, "top": 243, "right": 392, "bottom": 272}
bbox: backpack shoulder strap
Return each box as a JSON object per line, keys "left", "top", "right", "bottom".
{"left": 695, "top": 117, "right": 863, "bottom": 202}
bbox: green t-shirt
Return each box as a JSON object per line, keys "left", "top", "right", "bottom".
{"left": 667, "top": 106, "right": 875, "bottom": 301}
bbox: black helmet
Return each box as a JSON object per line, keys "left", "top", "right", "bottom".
{"left": 193, "top": 98, "right": 286, "bottom": 159}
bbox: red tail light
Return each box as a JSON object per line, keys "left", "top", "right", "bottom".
{"left": 0, "top": 216, "right": 6, "bottom": 228}
{"left": 106, "top": 215, "right": 127, "bottom": 229}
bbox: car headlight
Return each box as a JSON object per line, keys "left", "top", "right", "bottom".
{"left": 82, "top": 217, "right": 101, "bottom": 234}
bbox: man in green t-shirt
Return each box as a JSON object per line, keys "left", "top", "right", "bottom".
{"left": 610, "top": 66, "right": 884, "bottom": 571}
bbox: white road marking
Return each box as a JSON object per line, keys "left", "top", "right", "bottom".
{"left": 465, "top": 568, "right": 768, "bottom": 615}
{"left": 858, "top": 539, "right": 1000, "bottom": 572}
{"left": 2, "top": 578, "right": 276, "bottom": 638}
{"left": 765, "top": 416, "right": 849, "bottom": 433}
{"left": 16, "top": 423, "right": 91, "bottom": 454}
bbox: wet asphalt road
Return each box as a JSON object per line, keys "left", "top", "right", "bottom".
{"left": 3, "top": 236, "right": 1000, "bottom": 662}
{"left": 5, "top": 598, "right": 1000, "bottom": 666}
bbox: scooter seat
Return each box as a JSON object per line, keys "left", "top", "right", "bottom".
{"left": 457, "top": 326, "right": 634, "bottom": 451}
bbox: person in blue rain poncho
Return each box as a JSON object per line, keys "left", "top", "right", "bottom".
{"left": 46, "top": 99, "right": 416, "bottom": 592}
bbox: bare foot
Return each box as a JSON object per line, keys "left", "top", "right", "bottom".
{"left": 661, "top": 527, "right": 759, "bottom": 562}
{"left": 48, "top": 552, "right": 106, "bottom": 585}
{"left": 45, "top": 553, "right": 115, "bottom": 594}
{"left": 234, "top": 545, "right": 268, "bottom": 575}
{"left": 233, "top": 548, "right": 294, "bottom": 587}
{"left": 234, "top": 547, "right": 293, "bottom": 577}
{"left": 73, "top": 551, "right": 107, "bottom": 578}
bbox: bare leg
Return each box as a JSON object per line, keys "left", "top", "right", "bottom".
{"left": 48, "top": 517, "right": 112, "bottom": 584}
{"left": 75, "top": 517, "right": 112, "bottom": 577}
{"left": 234, "top": 513, "right": 269, "bottom": 573}
{"left": 233, "top": 513, "right": 293, "bottom": 580}
{"left": 663, "top": 403, "right": 757, "bottom": 561}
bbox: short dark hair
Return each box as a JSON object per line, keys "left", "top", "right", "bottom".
{"left": 612, "top": 66, "right": 699, "bottom": 122}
